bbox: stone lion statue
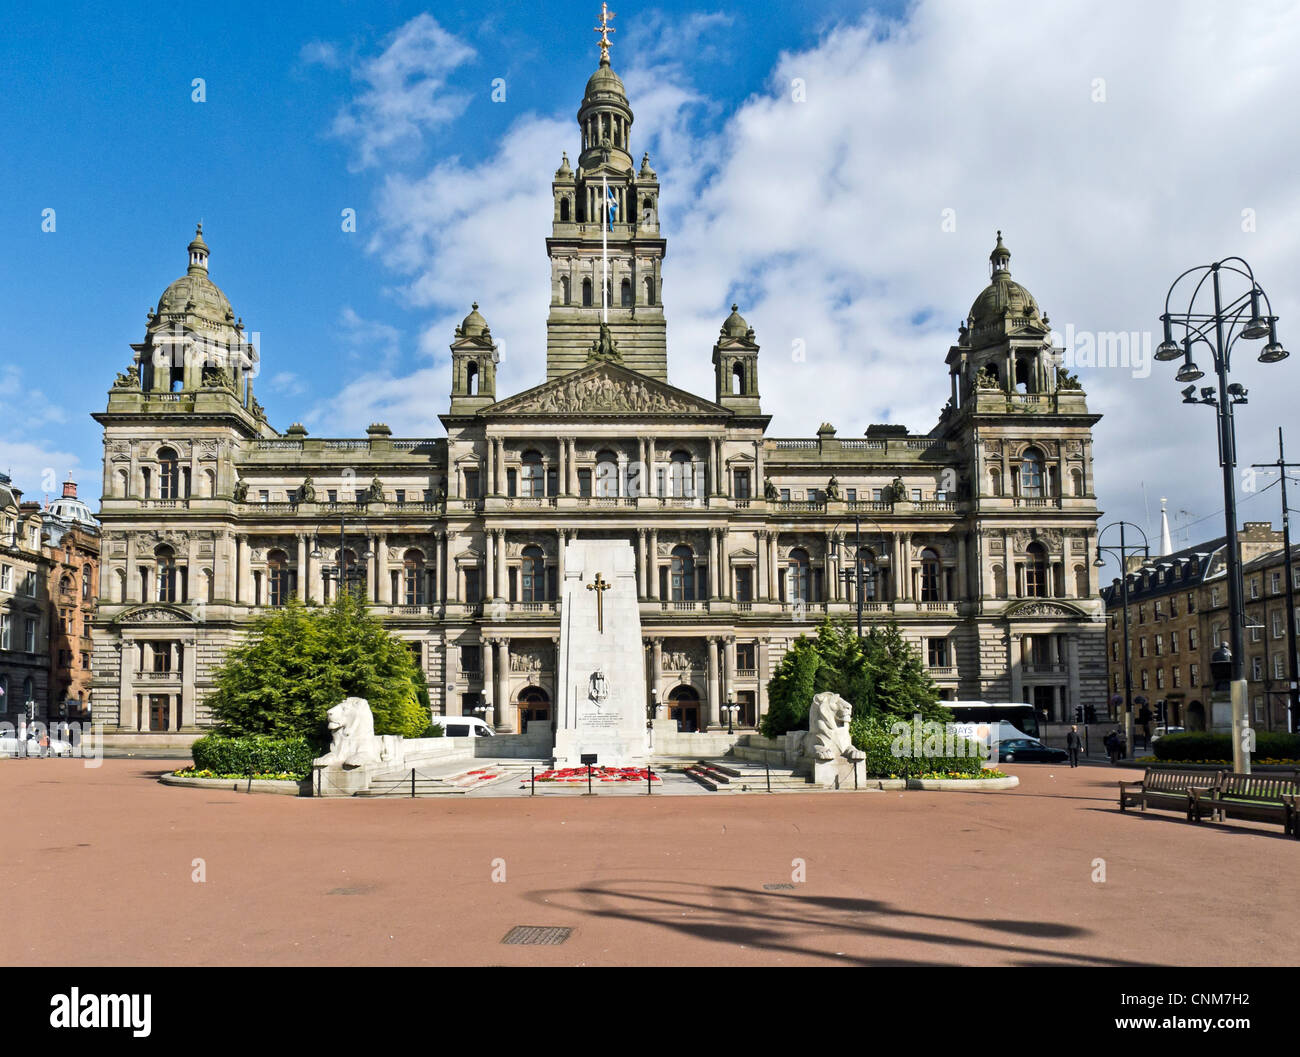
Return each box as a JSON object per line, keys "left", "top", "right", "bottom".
{"left": 313, "top": 697, "right": 381, "bottom": 769}
{"left": 809, "top": 692, "right": 865, "bottom": 763}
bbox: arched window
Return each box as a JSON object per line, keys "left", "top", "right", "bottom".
{"left": 158, "top": 447, "right": 180, "bottom": 500}
{"left": 988, "top": 468, "right": 1002, "bottom": 498}
{"left": 466, "top": 361, "right": 478, "bottom": 396}
{"left": 644, "top": 276, "right": 654, "bottom": 305}
{"left": 560, "top": 275, "right": 570, "bottom": 305}
{"left": 115, "top": 468, "right": 128, "bottom": 497}
{"left": 992, "top": 563, "right": 1007, "bottom": 598}
{"left": 732, "top": 362, "right": 744, "bottom": 395}
{"left": 1019, "top": 447, "right": 1045, "bottom": 498}
{"left": 1070, "top": 468, "right": 1083, "bottom": 497}
{"left": 202, "top": 468, "right": 216, "bottom": 498}
{"left": 620, "top": 278, "right": 632, "bottom": 307}
{"left": 114, "top": 568, "right": 126, "bottom": 604}
{"left": 60, "top": 574, "right": 73, "bottom": 596}
{"left": 595, "top": 449, "right": 619, "bottom": 497}
{"left": 787, "top": 548, "right": 810, "bottom": 604}
{"left": 155, "top": 544, "right": 177, "bottom": 603}
{"left": 671, "top": 545, "right": 696, "bottom": 601}
{"left": 266, "top": 549, "right": 291, "bottom": 607}
{"left": 669, "top": 451, "right": 692, "bottom": 498}
{"left": 1073, "top": 564, "right": 1087, "bottom": 597}
{"left": 403, "top": 549, "right": 425, "bottom": 605}
{"left": 521, "top": 545, "right": 546, "bottom": 602}
{"left": 559, "top": 198, "right": 571, "bottom": 223}
{"left": 521, "top": 450, "right": 545, "bottom": 498}
{"left": 582, "top": 278, "right": 593, "bottom": 307}
{"left": 920, "top": 548, "right": 942, "bottom": 602}
{"left": 1025, "top": 542, "right": 1049, "bottom": 598}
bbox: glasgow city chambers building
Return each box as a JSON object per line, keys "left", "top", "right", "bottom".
{"left": 90, "top": 40, "right": 1107, "bottom": 742}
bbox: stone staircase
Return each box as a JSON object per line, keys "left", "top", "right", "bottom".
{"left": 681, "top": 758, "right": 812, "bottom": 793}
{"left": 357, "top": 763, "right": 514, "bottom": 797}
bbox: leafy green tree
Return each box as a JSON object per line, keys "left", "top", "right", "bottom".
{"left": 206, "top": 592, "right": 429, "bottom": 741}
{"left": 760, "top": 618, "right": 946, "bottom": 736}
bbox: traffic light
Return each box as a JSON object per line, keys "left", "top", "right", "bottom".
{"left": 1074, "top": 706, "right": 1083, "bottom": 722}
{"left": 1155, "top": 700, "right": 1166, "bottom": 724}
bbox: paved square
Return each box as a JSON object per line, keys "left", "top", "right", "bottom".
{"left": 3, "top": 759, "right": 1296, "bottom": 966}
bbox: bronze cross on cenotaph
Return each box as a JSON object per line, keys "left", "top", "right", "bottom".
{"left": 586, "top": 572, "right": 611, "bottom": 633}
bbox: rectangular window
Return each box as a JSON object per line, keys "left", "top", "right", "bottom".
{"left": 1252, "top": 656, "right": 1263, "bottom": 680}
{"left": 1188, "top": 627, "right": 1198, "bottom": 649}
{"left": 0, "top": 613, "right": 8, "bottom": 649}
{"left": 1250, "top": 578, "right": 1260, "bottom": 599}
{"left": 1293, "top": 565, "right": 1300, "bottom": 590}
{"left": 80, "top": 652, "right": 89, "bottom": 670}
{"left": 24, "top": 618, "right": 36, "bottom": 652}
{"left": 1271, "top": 571, "right": 1281, "bottom": 594}
{"left": 1172, "top": 666, "right": 1182, "bottom": 688}
{"left": 927, "top": 638, "right": 949, "bottom": 667}
{"left": 506, "top": 469, "right": 517, "bottom": 498}
{"left": 1154, "top": 600, "right": 1164, "bottom": 618}
{"left": 733, "top": 470, "right": 751, "bottom": 499}
{"left": 1156, "top": 668, "right": 1165, "bottom": 690}
{"left": 578, "top": 469, "right": 593, "bottom": 498}
{"left": 408, "top": 641, "right": 422, "bottom": 669}
{"left": 463, "top": 470, "right": 481, "bottom": 499}
{"left": 1251, "top": 624, "right": 1262, "bottom": 643}
{"left": 845, "top": 488, "right": 857, "bottom": 502}
{"left": 1170, "top": 630, "right": 1179, "bottom": 653}
{"left": 1187, "top": 592, "right": 1196, "bottom": 613}
{"left": 1154, "top": 634, "right": 1163, "bottom": 656}
{"left": 0, "top": 565, "right": 10, "bottom": 591}
{"left": 1141, "top": 670, "right": 1149, "bottom": 690}
{"left": 1111, "top": 641, "right": 1118, "bottom": 662}
{"left": 460, "top": 645, "right": 482, "bottom": 674}
{"left": 807, "top": 489, "right": 821, "bottom": 504}
{"left": 780, "top": 488, "right": 791, "bottom": 502}
{"left": 1190, "top": 664, "right": 1199, "bottom": 687}
{"left": 1274, "top": 654, "right": 1285, "bottom": 678}
{"left": 736, "top": 642, "right": 756, "bottom": 669}
{"left": 734, "top": 567, "right": 753, "bottom": 603}
{"left": 328, "top": 489, "right": 338, "bottom": 504}
{"left": 395, "top": 489, "right": 406, "bottom": 504}
{"left": 872, "top": 488, "right": 883, "bottom": 502}
{"left": 546, "top": 468, "right": 559, "bottom": 497}
{"left": 1274, "top": 611, "right": 1285, "bottom": 638}
{"left": 1139, "top": 637, "right": 1147, "bottom": 658}
{"left": 911, "top": 488, "right": 922, "bottom": 502}
{"left": 259, "top": 490, "right": 269, "bottom": 507}
{"left": 464, "top": 568, "right": 482, "bottom": 603}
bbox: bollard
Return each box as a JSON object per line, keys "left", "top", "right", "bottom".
{"left": 587, "top": 764, "right": 593, "bottom": 796}
{"left": 647, "top": 766, "right": 653, "bottom": 795}
{"left": 766, "top": 759, "right": 771, "bottom": 793}
{"left": 411, "top": 768, "right": 416, "bottom": 798}
{"left": 530, "top": 765, "right": 535, "bottom": 796}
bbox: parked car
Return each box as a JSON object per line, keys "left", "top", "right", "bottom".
{"left": 996, "top": 737, "right": 1068, "bottom": 764}
{"left": 0, "top": 732, "right": 75, "bottom": 757}
{"left": 428, "top": 717, "right": 495, "bottom": 738}
{"left": 1150, "top": 725, "right": 1185, "bottom": 745}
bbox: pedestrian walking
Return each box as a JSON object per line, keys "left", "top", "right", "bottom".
{"left": 1066, "top": 724, "right": 1083, "bottom": 768}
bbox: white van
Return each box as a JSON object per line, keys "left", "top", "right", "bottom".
{"left": 429, "top": 716, "right": 495, "bottom": 738}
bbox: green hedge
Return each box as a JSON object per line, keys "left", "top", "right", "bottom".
{"left": 191, "top": 734, "right": 318, "bottom": 778}
{"left": 1152, "top": 730, "right": 1300, "bottom": 762}
{"left": 849, "top": 718, "right": 986, "bottom": 778}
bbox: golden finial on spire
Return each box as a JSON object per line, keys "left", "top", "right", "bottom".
{"left": 594, "top": 2, "right": 616, "bottom": 63}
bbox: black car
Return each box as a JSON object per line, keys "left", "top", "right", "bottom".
{"left": 997, "top": 737, "right": 1068, "bottom": 764}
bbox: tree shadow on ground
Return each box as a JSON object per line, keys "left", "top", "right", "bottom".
{"left": 524, "top": 879, "right": 1154, "bottom": 966}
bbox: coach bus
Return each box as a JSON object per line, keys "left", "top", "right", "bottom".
{"left": 945, "top": 701, "right": 1040, "bottom": 740}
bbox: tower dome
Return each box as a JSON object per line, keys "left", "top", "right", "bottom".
{"left": 457, "top": 302, "right": 491, "bottom": 339}
{"left": 966, "top": 231, "right": 1043, "bottom": 342}
{"left": 721, "top": 303, "right": 752, "bottom": 339}
{"left": 153, "top": 223, "right": 238, "bottom": 336}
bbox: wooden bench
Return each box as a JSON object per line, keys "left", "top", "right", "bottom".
{"left": 1118, "top": 768, "right": 1221, "bottom": 814}
{"left": 1187, "top": 772, "right": 1300, "bottom": 836}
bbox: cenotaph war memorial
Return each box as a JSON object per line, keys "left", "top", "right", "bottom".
{"left": 553, "top": 539, "right": 650, "bottom": 768}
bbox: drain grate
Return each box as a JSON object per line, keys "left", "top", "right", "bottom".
{"left": 763, "top": 883, "right": 796, "bottom": 890}
{"left": 501, "top": 925, "right": 573, "bottom": 946}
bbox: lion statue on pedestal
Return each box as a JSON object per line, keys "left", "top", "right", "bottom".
{"left": 313, "top": 697, "right": 381, "bottom": 769}
{"left": 809, "top": 692, "right": 865, "bottom": 763}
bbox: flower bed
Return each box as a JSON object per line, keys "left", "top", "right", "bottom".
{"left": 531, "top": 766, "right": 660, "bottom": 783}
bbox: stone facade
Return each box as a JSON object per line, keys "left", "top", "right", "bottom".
{"left": 1100, "top": 522, "right": 1290, "bottom": 731}
{"left": 41, "top": 479, "right": 100, "bottom": 723}
{"left": 90, "top": 41, "right": 1108, "bottom": 740}
{"left": 0, "top": 476, "right": 52, "bottom": 724}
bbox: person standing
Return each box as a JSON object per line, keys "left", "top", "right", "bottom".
{"left": 1066, "top": 725, "right": 1083, "bottom": 768}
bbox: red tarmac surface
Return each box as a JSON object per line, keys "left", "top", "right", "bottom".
{"left": 2, "top": 758, "right": 1297, "bottom": 966}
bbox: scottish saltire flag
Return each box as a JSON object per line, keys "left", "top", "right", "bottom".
{"left": 607, "top": 185, "right": 618, "bottom": 230}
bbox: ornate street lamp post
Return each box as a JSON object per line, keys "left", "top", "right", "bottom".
{"left": 1095, "top": 522, "right": 1150, "bottom": 758}
{"left": 1153, "top": 257, "right": 1289, "bottom": 771}
{"left": 311, "top": 516, "right": 374, "bottom": 599}
{"left": 829, "top": 514, "right": 885, "bottom": 640}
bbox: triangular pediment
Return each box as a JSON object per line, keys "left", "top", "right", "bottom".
{"left": 485, "top": 362, "right": 730, "bottom": 418}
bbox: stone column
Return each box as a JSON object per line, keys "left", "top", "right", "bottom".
{"left": 648, "top": 530, "right": 659, "bottom": 599}
{"left": 651, "top": 638, "right": 663, "bottom": 713}
{"left": 180, "top": 638, "right": 196, "bottom": 730}
{"left": 496, "top": 438, "right": 506, "bottom": 496}
{"left": 706, "top": 637, "right": 720, "bottom": 729}
{"left": 768, "top": 534, "right": 780, "bottom": 601}
{"left": 757, "top": 531, "right": 768, "bottom": 600}
{"left": 485, "top": 438, "right": 496, "bottom": 496}
{"left": 377, "top": 533, "right": 391, "bottom": 604}
{"left": 495, "top": 638, "right": 511, "bottom": 730}
{"left": 757, "top": 639, "right": 769, "bottom": 719}
{"left": 117, "top": 642, "right": 134, "bottom": 731}
{"left": 557, "top": 528, "right": 567, "bottom": 584}
{"left": 955, "top": 533, "right": 968, "bottom": 603}
{"left": 826, "top": 532, "right": 838, "bottom": 601}
{"left": 1009, "top": 632, "right": 1023, "bottom": 701}
{"left": 724, "top": 637, "right": 736, "bottom": 717}
{"left": 484, "top": 531, "right": 495, "bottom": 600}
{"left": 237, "top": 537, "right": 252, "bottom": 606}
{"left": 616, "top": 452, "right": 629, "bottom": 498}
{"left": 754, "top": 440, "right": 765, "bottom": 500}
{"left": 557, "top": 438, "right": 567, "bottom": 496}
{"left": 496, "top": 530, "right": 507, "bottom": 601}
{"left": 708, "top": 529, "right": 719, "bottom": 599}
{"left": 637, "top": 529, "right": 647, "bottom": 597}
{"left": 435, "top": 531, "right": 445, "bottom": 604}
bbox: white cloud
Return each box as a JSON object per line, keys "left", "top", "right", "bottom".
{"left": 329, "top": 14, "right": 477, "bottom": 171}
{"left": 0, "top": 442, "right": 86, "bottom": 504}
{"left": 344, "top": 0, "right": 1300, "bottom": 538}
{"left": 0, "top": 364, "right": 68, "bottom": 428}
{"left": 299, "top": 39, "right": 342, "bottom": 69}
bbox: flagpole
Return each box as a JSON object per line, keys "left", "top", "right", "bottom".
{"left": 602, "top": 172, "right": 609, "bottom": 324}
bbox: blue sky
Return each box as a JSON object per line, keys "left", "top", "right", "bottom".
{"left": 3, "top": 0, "right": 1300, "bottom": 558}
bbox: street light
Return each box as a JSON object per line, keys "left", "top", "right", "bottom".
{"left": 828, "top": 514, "right": 886, "bottom": 640}
{"left": 1095, "top": 521, "right": 1150, "bottom": 756}
{"left": 1154, "top": 257, "right": 1290, "bottom": 772}
{"left": 725, "top": 700, "right": 737, "bottom": 734}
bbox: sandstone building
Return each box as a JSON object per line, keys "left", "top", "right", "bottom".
{"left": 90, "top": 36, "right": 1107, "bottom": 741}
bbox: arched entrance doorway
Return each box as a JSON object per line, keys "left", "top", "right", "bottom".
{"left": 517, "top": 686, "right": 550, "bottom": 732}
{"left": 667, "top": 685, "right": 701, "bottom": 733}
{"left": 1186, "top": 700, "right": 1205, "bottom": 731}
